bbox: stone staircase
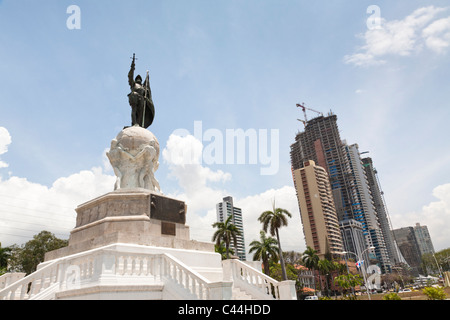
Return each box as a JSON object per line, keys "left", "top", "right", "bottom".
{"left": 232, "top": 287, "right": 253, "bottom": 300}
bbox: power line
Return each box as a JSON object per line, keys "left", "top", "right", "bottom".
{"left": 0, "top": 193, "right": 76, "bottom": 211}
{"left": 0, "top": 205, "right": 76, "bottom": 223}
{"left": 0, "top": 225, "right": 69, "bottom": 239}
{"left": 0, "top": 215, "right": 73, "bottom": 231}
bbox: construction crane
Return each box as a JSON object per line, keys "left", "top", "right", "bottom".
{"left": 297, "top": 118, "right": 306, "bottom": 127}
{"left": 296, "top": 103, "right": 324, "bottom": 123}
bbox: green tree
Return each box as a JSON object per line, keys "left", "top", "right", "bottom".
{"left": 214, "top": 242, "right": 235, "bottom": 260}
{"left": 334, "top": 273, "right": 363, "bottom": 300}
{"left": 318, "top": 259, "right": 334, "bottom": 295}
{"left": 212, "top": 215, "right": 241, "bottom": 260}
{"left": 382, "top": 292, "right": 401, "bottom": 300}
{"left": 422, "top": 286, "right": 447, "bottom": 300}
{"left": 269, "top": 262, "right": 299, "bottom": 282}
{"left": 7, "top": 231, "right": 68, "bottom": 275}
{"left": 249, "top": 231, "right": 279, "bottom": 276}
{"left": 258, "top": 203, "right": 292, "bottom": 280}
{"left": 0, "top": 242, "right": 12, "bottom": 269}
{"left": 302, "top": 246, "right": 319, "bottom": 293}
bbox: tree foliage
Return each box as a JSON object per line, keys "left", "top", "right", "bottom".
{"left": 383, "top": 292, "right": 402, "bottom": 300}
{"left": 7, "top": 231, "right": 68, "bottom": 275}
{"left": 248, "top": 231, "right": 278, "bottom": 276}
{"left": 258, "top": 204, "right": 292, "bottom": 280}
{"left": 422, "top": 286, "right": 447, "bottom": 300}
{"left": 212, "top": 215, "right": 241, "bottom": 260}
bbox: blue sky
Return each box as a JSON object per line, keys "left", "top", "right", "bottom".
{"left": 1, "top": 1, "right": 450, "bottom": 252}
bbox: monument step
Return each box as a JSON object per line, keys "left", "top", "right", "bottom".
{"left": 232, "top": 287, "right": 254, "bottom": 300}
{"left": 54, "top": 284, "right": 165, "bottom": 300}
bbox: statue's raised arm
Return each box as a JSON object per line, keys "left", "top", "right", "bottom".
{"left": 128, "top": 54, "right": 136, "bottom": 89}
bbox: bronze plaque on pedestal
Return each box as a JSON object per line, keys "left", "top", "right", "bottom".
{"left": 161, "top": 222, "right": 176, "bottom": 236}
{"left": 150, "top": 194, "right": 186, "bottom": 224}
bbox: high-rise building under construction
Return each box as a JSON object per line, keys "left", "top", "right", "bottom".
{"left": 290, "top": 114, "right": 353, "bottom": 222}
{"left": 290, "top": 112, "right": 394, "bottom": 273}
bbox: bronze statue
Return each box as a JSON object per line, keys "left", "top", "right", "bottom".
{"left": 128, "top": 54, "right": 155, "bottom": 128}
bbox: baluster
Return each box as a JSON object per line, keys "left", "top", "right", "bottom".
{"left": 19, "top": 283, "right": 27, "bottom": 300}
{"left": 130, "top": 255, "right": 136, "bottom": 275}
{"left": 174, "top": 265, "right": 178, "bottom": 281}
{"left": 198, "top": 282, "right": 204, "bottom": 300}
{"left": 115, "top": 256, "right": 121, "bottom": 275}
{"left": 123, "top": 256, "right": 128, "bottom": 275}
{"left": 8, "top": 287, "right": 15, "bottom": 300}
{"left": 275, "top": 285, "right": 280, "bottom": 299}
{"left": 126, "top": 256, "right": 130, "bottom": 275}
{"left": 177, "top": 266, "right": 181, "bottom": 285}
{"left": 205, "top": 285, "right": 210, "bottom": 300}
{"left": 185, "top": 272, "right": 189, "bottom": 291}
{"left": 89, "top": 260, "right": 94, "bottom": 278}
{"left": 192, "top": 278, "right": 197, "bottom": 297}
{"left": 138, "top": 258, "right": 144, "bottom": 276}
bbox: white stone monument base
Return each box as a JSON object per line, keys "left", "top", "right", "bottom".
{"left": 45, "top": 188, "right": 214, "bottom": 261}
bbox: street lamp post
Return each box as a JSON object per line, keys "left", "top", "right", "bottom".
{"left": 341, "top": 246, "right": 375, "bottom": 300}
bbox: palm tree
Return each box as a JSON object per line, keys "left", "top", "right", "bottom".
{"left": 249, "top": 231, "right": 279, "bottom": 276}
{"left": 318, "top": 259, "right": 333, "bottom": 296}
{"left": 212, "top": 214, "right": 241, "bottom": 259}
{"left": 302, "top": 246, "right": 319, "bottom": 293}
{"left": 258, "top": 203, "right": 292, "bottom": 280}
{"left": 214, "top": 242, "right": 235, "bottom": 260}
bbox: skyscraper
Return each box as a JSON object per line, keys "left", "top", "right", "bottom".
{"left": 392, "top": 226, "right": 424, "bottom": 276}
{"left": 290, "top": 114, "right": 352, "bottom": 222}
{"left": 216, "top": 196, "right": 246, "bottom": 261}
{"left": 290, "top": 114, "right": 367, "bottom": 261}
{"left": 362, "top": 157, "right": 401, "bottom": 266}
{"left": 345, "top": 144, "right": 391, "bottom": 273}
{"left": 290, "top": 113, "right": 392, "bottom": 272}
{"left": 292, "top": 160, "right": 343, "bottom": 258}
{"left": 413, "top": 223, "right": 435, "bottom": 256}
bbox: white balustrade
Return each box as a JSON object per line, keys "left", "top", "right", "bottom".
{"left": 223, "top": 259, "right": 297, "bottom": 300}
{"left": 0, "top": 245, "right": 229, "bottom": 300}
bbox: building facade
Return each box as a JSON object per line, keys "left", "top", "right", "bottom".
{"left": 292, "top": 160, "right": 343, "bottom": 258}
{"left": 392, "top": 226, "right": 423, "bottom": 276}
{"left": 362, "top": 157, "right": 401, "bottom": 267}
{"left": 290, "top": 114, "right": 380, "bottom": 269}
{"left": 413, "top": 223, "right": 435, "bottom": 256}
{"left": 216, "top": 196, "right": 246, "bottom": 261}
{"left": 345, "top": 144, "right": 391, "bottom": 273}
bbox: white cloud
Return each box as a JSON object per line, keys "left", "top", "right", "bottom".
{"left": 0, "top": 127, "right": 12, "bottom": 168}
{"left": 161, "top": 133, "right": 231, "bottom": 243}
{"left": 0, "top": 168, "right": 115, "bottom": 247}
{"left": 0, "top": 127, "right": 116, "bottom": 246}
{"left": 345, "top": 6, "right": 450, "bottom": 67}
{"left": 422, "top": 17, "right": 450, "bottom": 53}
{"left": 163, "top": 133, "right": 231, "bottom": 206}
{"left": 390, "top": 183, "right": 450, "bottom": 251}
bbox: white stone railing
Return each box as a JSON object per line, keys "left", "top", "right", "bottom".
{"left": 223, "top": 259, "right": 297, "bottom": 300}
{"left": 0, "top": 244, "right": 232, "bottom": 300}
{"left": 0, "top": 273, "right": 26, "bottom": 290}
{"left": 0, "top": 260, "right": 60, "bottom": 300}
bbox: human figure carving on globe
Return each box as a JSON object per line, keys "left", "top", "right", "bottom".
{"left": 106, "top": 126, "right": 161, "bottom": 192}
